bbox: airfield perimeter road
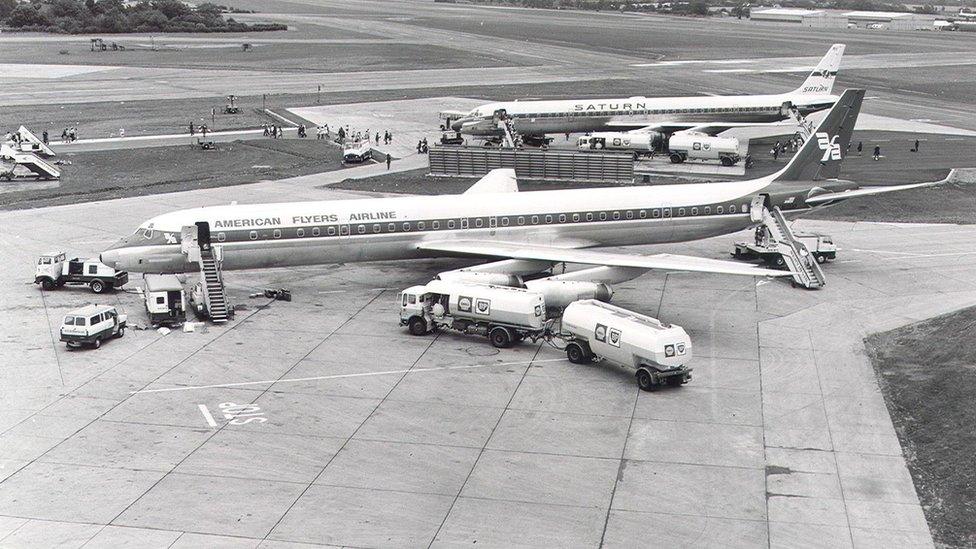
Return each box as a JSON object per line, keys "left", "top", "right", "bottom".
{"left": 2, "top": 169, "right": 975, "bottom": 547}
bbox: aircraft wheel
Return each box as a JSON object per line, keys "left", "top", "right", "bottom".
{"left": 489, "top": 326, "right": 513, "bottom": 348}
{"left": 408, "top": 317, "right": 428, "bottom": 336}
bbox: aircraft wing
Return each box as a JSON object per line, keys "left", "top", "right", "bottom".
{"left": 606, "top": 121, "right": 796, "bottom": 136}
{"left": 805, "top": 169, "right": 974, "bottom": 205}
{"left": 463, "top": 168, "right": 519, "bottom": 194}
{"left": 417, "top": 240, "right": 791, "bottom": 278}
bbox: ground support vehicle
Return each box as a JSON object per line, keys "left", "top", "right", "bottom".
{"left": 35, "top": 251, "right": 128, "bottom": 293}
{"left": 440, "top": 132, "right": 465, "bottom": 145}
{"left": 733, "top": 228, "right": 836, "bottom": 267}
{"left": 60, "top": 305, "right": 127, "bottom": 349}
{"left": 143, "top": 274, "right": 186, "bottom": 327}
{"left": 667, "top": 132, "right": 741, "bottom": 166}
{"left": 577, "top": 131, "right": 662, "bottom": 156}
{"left": 343, "top": 140, "right": 372, "bottom": 163}
{"left": 400, "top": 281, "right": 547, "bottom": 348}
{"left": 558, "top": 300, "right": 692, "bottom": 391}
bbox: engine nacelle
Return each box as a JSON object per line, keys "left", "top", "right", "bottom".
{"left": 523, "top": 279, "right": 613, "bottom": 310}
{"left": 435, "top": 270, "right": 524, "bottom": 287}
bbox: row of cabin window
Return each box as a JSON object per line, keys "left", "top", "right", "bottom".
{"left": 220, "top": 203, "right": 750, "bottom": 242}
{"left": 521, "top": 107, "right": 775, "bottom": 119}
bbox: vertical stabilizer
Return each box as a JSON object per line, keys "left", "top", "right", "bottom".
{"left": 793, "top": 44, "right": 845, "bottom": 95}
{"left": 773, "top": 88, "right": 863, "bottom": 182}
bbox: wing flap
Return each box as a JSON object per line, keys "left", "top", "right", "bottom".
{"left": 417, "top": 240, "right": 791, "bottom": 278}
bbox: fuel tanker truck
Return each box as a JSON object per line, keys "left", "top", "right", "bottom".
{"left": 559, "top": 300, "right": 692, "bottom": 391}
{"left": 577, "top": 131, "right": 664, "bottom": 156}
{"left": 666, "top": 131, "right": 741, "bottom": 166}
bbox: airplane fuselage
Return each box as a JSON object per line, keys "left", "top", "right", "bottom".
{"left": 100, "top": 177, "right": 829, "bottom": 274}
{"left": 453, "top": 93, "right": 837, "bottom": 137}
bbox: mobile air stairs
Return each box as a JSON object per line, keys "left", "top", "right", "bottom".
{"left": 733, "top": 197, "right": 828, "bottom": 289}
{"left": 181, "top": 223, "right": 230, "bottom": 323}
{"left": 0, "top": 145, "right": 60, "bottom": 180}
{"left": 14, "top": 126, "right": 56, "bottom": 157}
{"left": 762, "top": 206, "right": 827, "bottom": 289}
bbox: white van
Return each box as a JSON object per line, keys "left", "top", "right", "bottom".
{"left": 60, "top": 305, "right": 127, "bottom": 349}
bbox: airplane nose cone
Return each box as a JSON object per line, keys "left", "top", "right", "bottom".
{"left": 99, "top": 250, "right": 119, "bottom": 269}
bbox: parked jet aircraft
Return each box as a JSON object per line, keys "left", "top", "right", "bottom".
{"left": 451, "top": 44, "right": 845, "bottom": 141}
{"left": 101, "top": 89, "right": 962, "bottom": 291}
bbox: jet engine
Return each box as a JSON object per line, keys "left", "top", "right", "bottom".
{"left": 435, "top": 270, "right": 524, "bottom": 287}
{"left": 523, "top": 279, "right": 613, "bottom": 310}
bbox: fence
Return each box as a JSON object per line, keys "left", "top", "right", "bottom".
{"left": 429, "top": 146, "right": 634, "bottom": 183}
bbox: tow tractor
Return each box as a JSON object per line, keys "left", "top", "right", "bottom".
{"left": 733, "top": 226, "right": 836, "bottom": 267}
{"left": 34, "top": 251, "right": 128, "bottom": 293}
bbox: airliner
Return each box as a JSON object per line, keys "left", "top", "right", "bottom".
{"left": 101, "top": 89, "right": 961, "bottom": 290}
{"left": 451, "top": 44, "right": 845, "bottom": 140}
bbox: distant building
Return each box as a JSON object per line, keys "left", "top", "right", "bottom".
{"left": 750, "top": 8, "right": 843, "bottom": 27}
{"left": 844, "top": 11, "right": 931, "bottom": 30}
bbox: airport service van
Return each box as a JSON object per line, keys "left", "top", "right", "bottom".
{"left": 35, "top": 251, "right": 129, "bottom": 293}
{"left": 667, "top": 132, "right": 741, "bottom": 166}
{"left": 560, "top": 300, "right": 692, "bottom": 391}
{"left": 60, "top": 305, "right": 127, "bottom": 349}
{"left": 400, "top": 280, "right": 547, "bottom": 348}
{"left": 143, "top": 274, "right": 186, "bottom": 327}
{"left": 342, "top": 140, "right": 372, "bottom": 163}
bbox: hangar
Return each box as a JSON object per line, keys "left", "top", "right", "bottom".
{"left": 845, "top": 10, "right": 932, "bottom": 30}
{"left": 750, "top": 8, "right": 836, "bottom": 27}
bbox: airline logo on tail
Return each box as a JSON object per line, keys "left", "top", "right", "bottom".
{"left": 816, "top": 132, "right": 842, "bottom": 162}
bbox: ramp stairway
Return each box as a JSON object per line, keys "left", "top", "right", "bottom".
{"left": 0, "top": 145, "right": 60, "bottom": 179}
{"left": 763, "top": 206, "right": 827, "bottom": 289}
{"left": 499, "top": 118, "right": 522, "bottom": 148}
{"left": 199, "top": 248, "right": 229, "bottom": 322}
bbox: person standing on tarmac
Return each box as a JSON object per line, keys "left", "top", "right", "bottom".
{"left": 913, "top": 139, "right": 920, "bottom": 152}
{"left": 873, "top": 145, "right": 881, "bottom": 161}
{"left": 386, "top": 154, "right": 392, "bottom": 170}
{"left": 857, "top": 141, "right": 863, "bottom": 156}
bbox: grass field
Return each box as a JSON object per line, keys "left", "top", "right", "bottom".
{"left": 0, "top": 139, "right": 345, "bottom": 210}
{"left": 866, "top": 308, "right": 976, "bottom": 548}
{"left": 0, "top": 39, "right": 517, "bottom": 73}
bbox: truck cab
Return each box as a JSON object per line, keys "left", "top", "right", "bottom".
{"left": 35, "top": 251, "right": 66, "bottom": 289}
{"left": 399, "top": 285, "right": 433, "bottom": 335}
{"left": 60, "top": 305, "right": 127, "bottom": 349}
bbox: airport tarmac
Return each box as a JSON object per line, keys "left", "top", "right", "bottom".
{"left": 2, "top": 171, "right": 974, "bottom": 547}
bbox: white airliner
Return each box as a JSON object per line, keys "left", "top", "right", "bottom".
{"left": 101, "top": 89, "right": 961, "bottom": 290}
{"left": 451, "top": 44, "right": 845, "bottom": 141}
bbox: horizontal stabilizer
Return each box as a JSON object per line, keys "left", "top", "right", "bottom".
{"left": 417, "top": 240, "right": 791, "bottom": 278}
{"left": 805, "top": 168, "right": 975, "bottom": 205}
{"left": 464, "top": 168, "right": 519, "bottom": 194}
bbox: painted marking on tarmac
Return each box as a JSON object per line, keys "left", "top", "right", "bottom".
{"left": 850, "top": 248, "right": 976, "bottom": 261}
{"left": 131, "top": 358, "right": 565, "bottom": 395}
{"left": 197, "top": 404, "right": 218, "bottom": 427}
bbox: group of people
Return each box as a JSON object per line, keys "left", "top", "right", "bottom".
{"left": 188, "top": 123, "right": 210, "bottom": 139}
{"left": 769, "top": 136, "right": 802, "bottom": 160}
{"left": 416, "top": 137, "right": 429, "bottom": 154}
{"left": 262, "top": 123, "right": 284, "bottom": 139}
{"left": 60, "top": 127, "right": 79, "bottom": 142}
{"left": 767, "top": 137, "right": 923, "bottom": 163}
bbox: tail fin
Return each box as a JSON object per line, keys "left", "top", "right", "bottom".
{"left": 773, "top": 88, "right": 863, "bottom": 182}
{"left": 793, "top": 44, "right": 845, "bottom": 95}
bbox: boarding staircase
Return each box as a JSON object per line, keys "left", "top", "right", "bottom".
{"left": 15, "top": 126, "right": 56, "bottom": 157}
{"left": 498, "top": 117, "right": 522, "bottom": 148}
{"left": 763, "top": 206, "right": 826, "bottom": 289}
{"left": 787, "top": 107, "right": 815, "bottom": 142}
{"left": 199, "top": 247, "right": 229, "bottom": 322}
{"left": 0, "top": 145, "right": 60, "bottom": 179}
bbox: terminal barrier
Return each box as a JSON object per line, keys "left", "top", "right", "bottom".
{"left": 429, "top": 145, "right": 634, "bottom": 183}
